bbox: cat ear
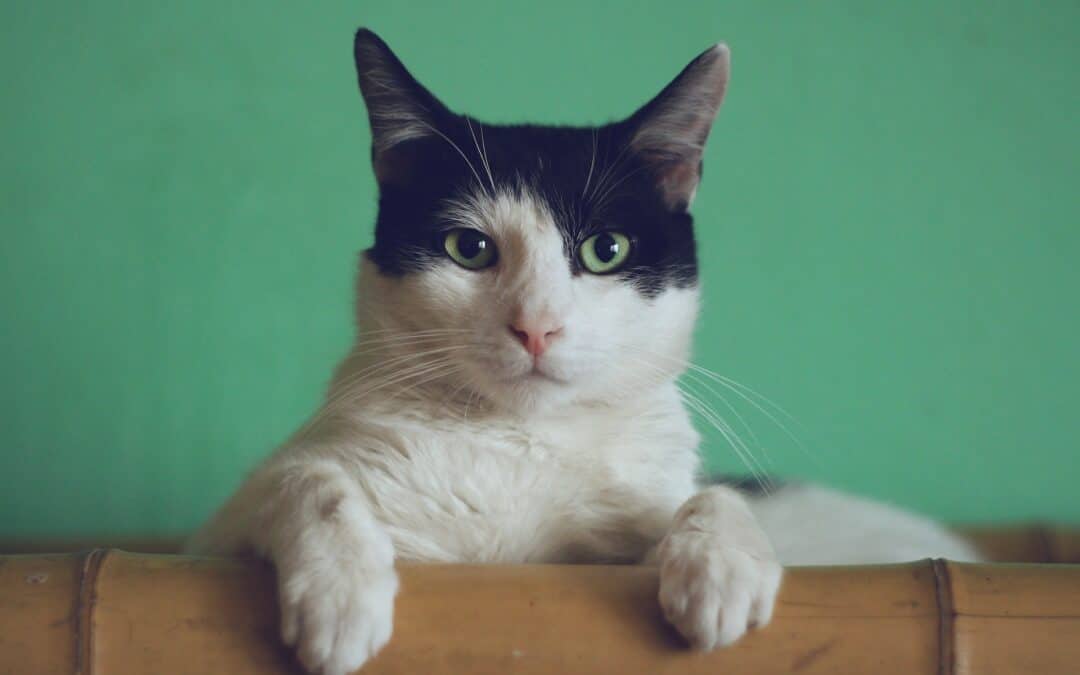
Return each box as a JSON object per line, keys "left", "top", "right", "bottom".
{"left": 626, "top": 44, "right": 730, "bottom": 211}
{"left": 353, "top": 29, "right": 452, "bottom": 183}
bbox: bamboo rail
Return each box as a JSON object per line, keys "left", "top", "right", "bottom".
{"left": 2, "top": 548, "right": 1078, "bottom": 674}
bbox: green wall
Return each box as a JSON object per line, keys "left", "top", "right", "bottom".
{"left": 2, "top": 1, "right": 1077, "bottom": 538}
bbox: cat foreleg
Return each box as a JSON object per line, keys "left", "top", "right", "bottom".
{"left": 191, "top": 457, "right": 397, "bottom": 675}
{"left": 651, "top": 485, "right": 783, "bottom": 649}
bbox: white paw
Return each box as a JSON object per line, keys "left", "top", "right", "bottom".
{"left": 278, "top": 561, "right": 398, "bottom": 675}
{"left": 657, "top": 530, "right": 782, "bottom": 650}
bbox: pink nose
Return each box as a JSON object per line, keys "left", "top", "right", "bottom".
{"left": 508, "top": 318, "right": 563, "bottom": 357}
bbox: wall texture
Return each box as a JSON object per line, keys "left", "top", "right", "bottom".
{"left": 2, "top": 1, "right": 1077, "bottom": 537}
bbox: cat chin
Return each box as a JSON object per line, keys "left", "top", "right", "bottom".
{"left": 472, "top": 372, "right": 582, "bottom": 416}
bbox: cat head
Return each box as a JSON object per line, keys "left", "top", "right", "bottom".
{"left": 351, "top": 29, "right": 729, "bottom": 414}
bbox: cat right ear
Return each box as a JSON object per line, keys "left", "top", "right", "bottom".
{"left": 624, "top": 44, "right": 730, "bottom": 212}
{"left": 353, "top": 29, "right": 451, "bottom": 183}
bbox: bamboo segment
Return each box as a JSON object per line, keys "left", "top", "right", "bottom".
{"left": 0, "top": 554, "right": 82, "bottom": 674}
{"left": 2, "top": 551, "right": 1078, "bottom": 674}
{"left": 949, "top": 563, "right": 1080, "bottom": 675}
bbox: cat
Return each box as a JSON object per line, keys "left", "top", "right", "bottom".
{"left": 187, "top": 28, "right": 979, "bottom": 675}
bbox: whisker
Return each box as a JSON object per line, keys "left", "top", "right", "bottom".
{"left": 680, "top": 370, "right": 764, "bottom": 459}
{"left": 294, "top": 359, "right": 449, "bottom": 438}
{"left": 630, "top": 347, "right": 808, "bottom": 457}
{"left": 620, "top": 350, "right": 768, "bottom": 489}
{"left": 439, "top": 369, "right": 485, "bottom": 423}
{"left": 466, "top": 117, "right": 497, "bottom": 195}
{"left": 384, "top": 362, "right": 465, "bottom": 403}
{"left": 478, "top": 123, "right": 497, "bottom": 194}
{"left": 684, "top": 367, "right": 807, "bottom": 456}
{"left": 622, "top": 349, "right": 776, "bottom": 494}
{"left": 586, "top": 138, "right": 635, "bottom": 209}
{"left": 582, "top": 128, "right": 598, "bottom": 200}
{"left": 315, "top": 361, "right": 459, "bottom": 429}
{"left": 678, "top": 386, "right": 773, "bottom": 495}
{"left": 463, "top": 385, "right": 482, "bottom": 421}
{"left": 414, "top": 120, "right": 491, "bottom": 197}
{"left": 333, "top": 339, "right": 467, "bottom": 388}
{"left": 310, "top": 347, "right": 467, "bottom": 429}
{"left": 592, "top": 163, "right": 650, "bottom": 212}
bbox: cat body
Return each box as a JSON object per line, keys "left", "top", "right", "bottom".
{"left": 190, "top": 29, "right": 978, "bottom": 675}
{"left": 192, "top": 321, "right": 700, "bottom": 566}
{"left": 193, "top": 356, "right": 695, "bottom": 565}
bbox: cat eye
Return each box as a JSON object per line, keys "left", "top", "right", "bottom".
{"left": 443, "top": 229, "right": 497, "bottom": 270}
{"left": 579, "top": 231, "right": 632, "bottom": 274}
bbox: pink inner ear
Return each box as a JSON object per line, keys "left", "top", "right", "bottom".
{"left": 655, "top": 160, "right": 703, "bottom": 211}
{"left": 627, "top": 44, "right": 730, "bottom": 211}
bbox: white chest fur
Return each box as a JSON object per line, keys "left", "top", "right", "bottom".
{"left": 319, "top": 385, "right": 701, "bottom": 564}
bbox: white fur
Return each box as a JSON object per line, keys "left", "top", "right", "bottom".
{"left": 749, "top": 484, "right": 980, "bottom": 565}
{"left": 656, "top": 485, "right": 783, "bottom": 649}
{"left": 189, "top": 186, "right": 978, "bottom": 675}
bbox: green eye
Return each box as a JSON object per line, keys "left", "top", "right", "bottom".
{"left": 579, "top": 231, "right": 632, "bottom": 274}
{"left": 444, "top": 229, "right": 497, "bottom": 270}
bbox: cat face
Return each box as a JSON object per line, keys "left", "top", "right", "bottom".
{"left": 351, "top": 29, "right": 729, "bottom": 414}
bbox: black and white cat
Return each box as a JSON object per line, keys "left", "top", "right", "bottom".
{"left": 189, "top": 29, "right": 979, "bottom": 675}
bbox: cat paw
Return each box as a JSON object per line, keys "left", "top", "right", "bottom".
{"left": 278, "top": 562, "right": 398, "bottom": 675}
{"left": 657, "top": 530, "right": 782, "bottom": 649}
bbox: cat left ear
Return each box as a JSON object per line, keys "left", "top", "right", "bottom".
{"left": 353, "top": 28, "right": 452, "bottom": 183}
{"left": 626, "top": 44, "right": 730, "bottom": 212}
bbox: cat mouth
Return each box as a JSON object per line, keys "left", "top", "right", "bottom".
{"left": 499, "top": 363, "right": 566, "bottom": 385}
{"left": 528, "top": 368, "right": 562, "bottom": 383}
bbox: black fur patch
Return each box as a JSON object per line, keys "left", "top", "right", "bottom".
{"left": 367, "top": 121, "right": 698, "bottom": 296}
{"left": 355, "top": 29, "right": 708, "bottom": 298}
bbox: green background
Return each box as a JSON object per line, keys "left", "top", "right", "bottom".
{"left": 2, "top": 1, "right": 1077, "bottom": 539}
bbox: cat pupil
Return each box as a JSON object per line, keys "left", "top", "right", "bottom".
{"left": 595, "top": 233, "right": 619, "bottom": 263}
{"left": 459, "top": 231, "right": 487, "bottom": 259}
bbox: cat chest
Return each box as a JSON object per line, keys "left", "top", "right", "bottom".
{"left": 359, "top": 430, "right": 657, "bottom": 564}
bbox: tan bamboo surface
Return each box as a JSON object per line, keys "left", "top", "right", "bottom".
{"left": 1, "top": 529, "right": 1078, "bottom": 675}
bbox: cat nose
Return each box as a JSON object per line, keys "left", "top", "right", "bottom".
{"left": 508, "top": 318, "right": 564, "bottom": 357}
